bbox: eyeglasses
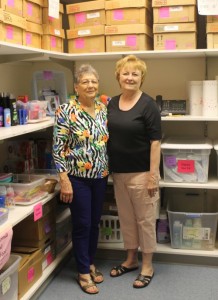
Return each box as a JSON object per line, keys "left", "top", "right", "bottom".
{"left": 80, "top": 80, "right": 99, "bottom": 86}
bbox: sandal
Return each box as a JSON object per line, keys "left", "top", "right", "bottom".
{"left": 77, "top": 274, "right": 99, "bottom": 294}
{"left": 90, "top": 268, "right": 104, "bottom": 284}
{"left": 133, "top": 273, "right": 154, "bottom": 289}
{"left": 110, "top": 264, "right": 138, "bottom": 277}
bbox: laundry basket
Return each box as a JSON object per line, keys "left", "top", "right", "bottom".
{"left": 98, "top": 215, "right": 123, "bottom": 243}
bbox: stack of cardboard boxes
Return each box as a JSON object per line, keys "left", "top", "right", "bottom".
{"left": 105, "top": 0, "right": 153, "bottom": 52}
{"left": 152, "top": 0, "right": 197, "bottom": 50}
{"left": 206, "top": 16, "right": 218, "bottom": 49}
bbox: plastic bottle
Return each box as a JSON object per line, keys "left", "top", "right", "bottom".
{"left": 172, "top": 221, "right": 183, "bottom": 248}
{"left": 157, "top": 211, "right": 170, "bottom": 243}
{"left": 6, "top": 186, "right": 15, "bottom": 208}
{"left": 0, "top": 186, "right": 7, "bottom": 208}
{"left": 192, "top": 218, "right": 202, "bottom": 249}
{"left": 9, "top": 94, "right": 18, "bottom": 126}
{"left": 182, "top": 218, "right": 193, "bottom": 248}
{"left": 4, "top": 108, "right": 11, "bottom": 127}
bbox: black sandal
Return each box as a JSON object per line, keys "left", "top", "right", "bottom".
{"left": 110, "top": 264, "right": 138, "bottom": 277}
{"left": 133, "top": 273, "right": 154, "bottom": 288}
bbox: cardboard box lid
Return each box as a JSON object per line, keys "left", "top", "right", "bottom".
{"left": 153, "top": 22, "right": 196, "bottom": 33}
{"left": 26, "top": 0, "right": 44, "bottom": 6}
{"left": 12, "top": 247, "right": 41, "bottom": 269}
{"left": 26, "top": 21, "right": 43, "bottom": 34}
{"left": 105, "top": 0, "right": 150, "bottom": 10}
{"left": 67, "top": 0, "right": 105, "bottom": 14}
{"left": 42, "top": 24, "right": 65, "bottom": 38}
{"left": 207, "top": 23, "right": 218, "bottom": 33}
{"left": 3, "top": 10, "right": 26, "bottom": 30}
{"left": 67, "top": 25, "right": 105, "bottom": 39}
{"left": 152, "top": 0, "right": 196, "bottom": 7}
{"left": 105, "top": 24, "right": 152, "bottom": 37}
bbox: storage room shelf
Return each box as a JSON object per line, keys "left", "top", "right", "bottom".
{"left": 161, "top": 116, "right": 218, "bottom": 121}
{"left": 0, "top": 190, "right": 59, "bottom": 229}
{"left": 0, "top": 118, "right": 54, "bottom": 141}
{"left": 20, "top": 242, "right": 72, "bottom": 300}
{"left": 98, "top": 242, "right": 218, "bottom": 258}
{"left": 159, "top": 178, "right": 218, "bottom": 189}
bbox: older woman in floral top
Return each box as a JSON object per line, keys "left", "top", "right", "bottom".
{"left": 53, "top": 64, "right": 108, "bottom": 295}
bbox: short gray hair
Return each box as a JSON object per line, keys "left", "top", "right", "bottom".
{"left": 74, "top": 64, "right": 99, "bottom": 84}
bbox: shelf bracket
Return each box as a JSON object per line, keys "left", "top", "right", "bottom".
{"left": 0, "top": 53, "right": 45, "bottom": 64}
{"left": 49, "top": 57, "right": 75, "bottom": 73}
{"left": 204, "top": 121, "right": 208, "bottom": 137}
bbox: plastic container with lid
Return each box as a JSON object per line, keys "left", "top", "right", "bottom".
{"left": 157, "top": 210, "right": 170, "bottom": 244}
{"left": 161, "top": 137, "right": 213, "bottom": 183}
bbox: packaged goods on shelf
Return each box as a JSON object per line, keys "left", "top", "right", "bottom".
{"left": 67, "top": 25, "right": 105, "bottom": 53}
{"left": 105, "top": 23, "right": 153, "bottom": 52}
{"left": 0, "top": 255, "right": 21, "bottom": 300}
{"left": 161, "top": 138, "right": 212, "bottom": 183}
{"left": 98, "top": 215, "right": 123, "bottom": 243}
{"left": 23, "top": 0, "right": 43, "bottom": 24}
{"left": 41, "top": 24, "right": 65, "bottom": 52}
{"left": 0, "top": 225, "right": 13, "bottom": 270}
{"left": 55, "top": 208, "right": 72, "bottom": 255}
{"left": 23, "top": 21, "right": 43, "bottom": 48}
{"left": 67, "top": 0, "right": 105, "bottom": 29}
{"left": 42, "top": 4, "right": 64, "bottom": 28}
{"left": 206, "top": 23, "right": 218, "bottom": 49}
{"left": 167, "top": 189, "right": 218, "bottom": 250}
{"left": 1, "top": 0, "right": 23, "bottom": 16}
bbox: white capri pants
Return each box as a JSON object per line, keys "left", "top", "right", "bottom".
{"left": 113, "top": 172, "right": 159, "bottom": 253}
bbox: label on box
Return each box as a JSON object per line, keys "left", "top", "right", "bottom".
{"left": 183, "top": 227, "right": 211, "bottom": 240}
{"left": 170, "top": 6, "right": 183, "bottom": 12}
{"left": 1, "top": 276, "right": 11, "bottom": 295}
{"left": 164, "top": 25, "right": 179, "bottom": 31}
{"left": 165, "top": 156, "right": 177, "bottom": 168}
{"left": 112, "top": 40, "right": 125, "bottom": 46}
{"left": 28, "top": 267, "right": 35, "bottom": 282}
{"left": 177, "top": 160, "right": 194, "bottom": 173}
{"left": 78, "top": 29, "right": 90, "bottom": 36}
{"left": 87, "top": 12, "right": 100, "bottom": 19}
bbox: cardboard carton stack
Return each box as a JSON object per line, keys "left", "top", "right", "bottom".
{"left": 66, "top": 0, "right": 106, "bottom": 53}
{"left": 152, "top": 0, "right": 197, "bottom": 50}
{"left": 105, "top": 0, "right": 153, "bottom": 52}
{"left": 206, "top": 16, "right": 218, "bottom": 49}
{"left": 0, "top": 0, "right": 26, "bottom": 45}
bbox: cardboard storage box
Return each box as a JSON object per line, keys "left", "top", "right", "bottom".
{"left": 40, "top": 239, "right": 56, "bottom": 271}
{"left": 42, "top": 5, "right": 64, "bottom": 28}
{"left": 105, "top": 0, "right": 152, "bottom": 26}
{"left": 153, "top": 22, "right": 197, "bottom": 50}
{"left": 67, "top": 25, "right": 105, "bottom": 53}
{"left": 67, "top": 0, "right": 105, "bottom": 29}
{"left": 167, "top": 189, "right": 218, "bottom": 250}
{"left": 0, "top": 255, "right": 21, "bottom": 300}
{"left": 161, "top": 138, "right": 212, "bottom": 183}
{"left": 23, "top": 0, "right": 43, "bottom": 24}
{"left": 152, "top": 0, "right": 196, "bottom": 7}
{"left": 105, "top": 23, "right": 153, "bottom": 52}
{"left": 153, "top": 5, "right": 196, "bottom": 24}
{"left": 23, "top": 21, "right": 42, "bottom": 48}
{"left": 207, "top": 23, "right": 218, "bottom": 49}
{"left": 42, "top": 24, "right": 65, "bottom": 52}
{"left": 12, "top": 248, "right": 42, "bottom": 299}
{"left": 0, "top": 0, "right": 23, "bottom": 16}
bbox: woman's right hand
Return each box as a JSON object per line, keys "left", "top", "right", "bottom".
{"left": 59, "top": 172, "right": 73, "bottom": 203}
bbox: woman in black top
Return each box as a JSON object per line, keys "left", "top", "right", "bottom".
{"left": 107, "top": 55, "right": 162, "bottom": 288}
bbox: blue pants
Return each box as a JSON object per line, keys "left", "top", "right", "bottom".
{"left": 69, "top": 175, "right": 108, "bottom": 274}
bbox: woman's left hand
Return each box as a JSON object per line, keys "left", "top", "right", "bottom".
{"left": 147, "top": 174, "right": 159, "bottom": 198}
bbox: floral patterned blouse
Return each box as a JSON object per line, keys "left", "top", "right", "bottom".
{"left": 53, "top": 97, "right": 109, "bottom": 179}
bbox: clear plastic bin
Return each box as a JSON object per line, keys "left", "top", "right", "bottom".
{"left": 0, "top": 174, "right": 46, "bottom": 203}
{"left": 0, "top": 255, "right": 21, "bottom": 300}
{"left": 161, "top": 138, "right": 212, "bottom": 183}
{"left": 167, "top": 189, "right": 218, "bottom": 250}
{"left": 0, "top": 208, "right": 9, "bottom": 225}
{"left": 98, "top": 215, "right": 123, "bottom": 243}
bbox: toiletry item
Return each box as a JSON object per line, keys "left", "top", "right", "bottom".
{"left": 183, "top": 218, "right": 193, "bottom": 248}
{"left": 192, "top": 218, "right": 202, "bottom": 249}
{"left": 157, "top": 211, "right": 170, "bottom": 243}
{"left": 0, "top": 106, "right": 3, "bottom": 127}
{"left": 172, "top": 220, "right": 183, "bottom": 248}
{"left": 6, "top": 186, "right": 15, "bottom": 208}
{"left": 3, "top": 108, "right": 11, "bottom": 127}
{"left": 9, "top": 94, "right": 18, "bottom": 126}
{"left": 0, "top": 186, "right": 7, "bottom": 208}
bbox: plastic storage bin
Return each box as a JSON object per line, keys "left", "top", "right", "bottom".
{"left": 0, "top": 255, "right": 21, "bottom": 300}
{"left": 213, "top": 140, "right": 218, "bottom": 177}
{"left": 56, "top": 208, "right": 72, "bottom": 254}
{"left": 167, "top": 189, "right": 218, "bottom": 250}
{"left": 0, "top": 174, "right": 46, "bottom": 204}
{"left": 98, "top": 215, "right": 123, "bottom": 243}
{"left": 161, "top": 138, "right": 212, "bottom": 183}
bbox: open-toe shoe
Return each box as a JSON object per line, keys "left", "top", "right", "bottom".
{"left": 90, "top": 268, "right": 104, "bottom": 284}
{"left": 77, "top": 274, "right": 99, "bottom": 294}
{"left": 133, "top": 273, "right": 154, "bottom": 288}
{"left": 110, "top": 264, "right": 138, "bottom": 277}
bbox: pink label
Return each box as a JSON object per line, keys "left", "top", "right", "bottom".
{"left": 165, "top": 40, "right": 176, "bottom": 50}
{"left": 75, "top": 38, "right": 85, "bottom": 49}
{"left": 113, "top": 9, "right": 124, "bottom": 20}
{"left": 177, "top": 160, "right": 195, "bottom": 173}
{"left": 51, "top": 36, "right": 56, "bottom": 48}
{"left": 34, "top": 202, "right": 43, "bottom": 221}
{"left": 159, "top": 7, "right": 169, "bottom": 18}
{"left": 46, "top": 252, "right": 53, "bottom": 265}
{"left": 27, "top": 3, "right": 33, "bottom": 16}
{"left": 49, "top": 16, "right": 54, "bottom": 21}
{"left": 26, "top": 33, "right": 32, "bottom": 45}
{"left": 7, "top": 0, "right": 14, "bottom": 7}
{"left": 43, "top": 71, "right": 53, "bottom": 80}
{"left": 28, "top": 267, "right": 35, "bottom": 282}
{"left": 126, "top": 35, "right": 137, "bottom": 47}
{"left": 0, "top": 226, "right": 13, "bottom": 270}
{"left": 75, "top": 12, "right": 86, "bottom": 24}
{"left": 165, "top": 156, "right": 177, "bottom": 168}
{"left": 6, "top": 26, "right": 13, "bottom": 39}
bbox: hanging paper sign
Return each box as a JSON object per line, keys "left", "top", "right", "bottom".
{"left": 197, "top": 0, "right": 218, "bottom": 15}
{"left": 48, "top": 0, "right": 59, "bottom": 19}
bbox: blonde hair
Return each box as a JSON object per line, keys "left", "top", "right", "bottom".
{"left": 115, "top": 55, "right": 147, "bottom": 85}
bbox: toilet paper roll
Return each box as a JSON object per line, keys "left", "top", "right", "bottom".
{"left": 202, "top": 80, "right": 218, "bottom": 117}
{"left": 188, "top": 81, "right": 203, "bottom": 116}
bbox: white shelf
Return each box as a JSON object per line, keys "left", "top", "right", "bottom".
{"left": 161, "top": 116, "right": 218, "bottom": 121}
{"left": 0, "top": 118, "right": 54, "bottom": 141}
{"left": 98, "top": 242, "right": 218, "bottom": 258}
{"left": 159, "top": 178, "right": 218, "bottom": 189}
{"left": 20, "top": 242, "right": 72, "bottom": 300}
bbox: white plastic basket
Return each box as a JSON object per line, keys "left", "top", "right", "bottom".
{"left": 98, "top": 215, "right": 123, "bottom": 243}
